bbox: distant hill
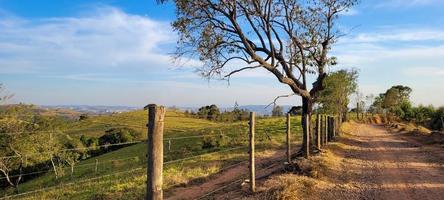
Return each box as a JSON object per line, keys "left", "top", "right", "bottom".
{"left": 37, "top": 104, "right": 296, "bottom": 116}
{"left": 40, "top": 105, "right": 139, "bottom": 115}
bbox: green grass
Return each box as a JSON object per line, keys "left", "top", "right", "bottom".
{"left": 1, "top": 110, "right": 303, "bottom": 199}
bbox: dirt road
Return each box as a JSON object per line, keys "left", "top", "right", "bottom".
{"left": 330, "top": 123, "right": 444, "bottom": 200}
{"left": 167, "top": 123, "right": 444, "bottom": 200}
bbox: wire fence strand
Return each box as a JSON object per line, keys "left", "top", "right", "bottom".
{"left": 164, "top": 146, "right": 247, "bottom": 165}
{"left": 0, "top": 156, "right": 141, "bottom": 180}
{"left": 0, "top": 167, "right": 145, "bottom": 200}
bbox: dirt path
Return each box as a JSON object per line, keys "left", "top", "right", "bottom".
{"left": 167, "top": 124, "right": 444, "bottom": 200}
{"left": 331, "top": 123, "right": 444, "bottom": 200}
{"left": 166, "top": 148, "right": 289, "bottom": 200}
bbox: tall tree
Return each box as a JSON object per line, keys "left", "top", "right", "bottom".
{"left": 169, "top": 0, "right": 358, "bottom": 155}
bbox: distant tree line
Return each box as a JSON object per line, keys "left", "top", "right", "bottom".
{"left": 185, "top": 104, "right": 250, "bottom": 122}
{"left": 185, "top": 104, "right": 293, "bottom": 121}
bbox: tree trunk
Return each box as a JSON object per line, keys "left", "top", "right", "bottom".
{"left": 342, "top": 111, "right": 348, "bottom": 122}
{"left": 301, "top": 97, "right": 313, "bottom": 157}
{"left": 70, "top": 165, "right": 74, "bottom": 178}
{"left": 13, "top": 165, "right": 22, "bottom": 194}
{"left": 1, "top": 170, "right": 15, "bottom": 189}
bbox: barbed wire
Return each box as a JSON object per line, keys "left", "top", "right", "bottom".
{"left": 0, "top": 122, "right": 146, "bottom": 136}
{"left": 0, "top": 156, "right": 141, "bottom": 180}
{"left": 0, "top": 166, "right": 145, "bottom": 200}
{"left": 164, "top": 146, "right": 247, "bottom": 165}
{"left": 0, "top": 140, "right": 145, "bottom": 159}
{"left": 164, "top": 132, "right": 242, "bottom": 141}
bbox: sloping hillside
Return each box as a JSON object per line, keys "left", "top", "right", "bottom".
{"left": 2, "top": 110, "right": 303, "bottom": 199}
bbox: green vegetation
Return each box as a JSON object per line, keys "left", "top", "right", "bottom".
{"left": 317, "top": 69, "right": 359, "bottom": 120}
{"left": 369, "top": 85, "right": 444, "bottom": 131}
{"left": 272, "top": 106, "right": 284, "bottom": 117}
{"left": 192, "top": 104, "right": 250, "bottom": 122}
{"left": 0, "top": 105, "right": 303, "bottom": 199}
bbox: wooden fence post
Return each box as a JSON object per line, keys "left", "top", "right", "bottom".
{"left": 329, "top": 117, "right": 332, "bottom": 139}
{"left": 146, "top": 104, "right": 165, "bottom": 200}
{"left": 321, "top": 115, "right": 325, "bottom": 146}
{"left": 286, "top": 113, "right": 291, "bottom": 164}
{"left": 332, "top": 117, "right": 336, "bottom": 139}
{"left": 249, "top": 112, "right": 256, "bottom": 193}
{"left": 324, "top": 115, "right": 328, "bottom": 145}
{"left": 316, "top": 114, "right": 321, "bottom": 149}
{"left": 326, "top": 116, "right": 330, "bottom": 141}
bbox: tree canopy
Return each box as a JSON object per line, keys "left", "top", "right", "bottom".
{"left": 170, "top": 0, "right": 359, "bottom": 156}
{"left": 317, "top": 69, "right": 358, "bottom": 116}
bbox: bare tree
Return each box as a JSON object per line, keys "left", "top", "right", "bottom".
{"left": 168, "top": 0, "right": 358, "bottom": 155}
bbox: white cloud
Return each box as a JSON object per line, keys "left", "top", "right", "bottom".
{"left": 331, "top": 27, "right": 444, "bottom": 106}
{"left": 404, "top": 67, "right": 444, "bottom": 77}
{"left": 375, "top": 0, "right": 441, "bottom": 8}
{"left": 341, "top": 29, "right": 444, "bottom": 44}
{"left": 0, "top": 6, "right": 183, "bottom": 75}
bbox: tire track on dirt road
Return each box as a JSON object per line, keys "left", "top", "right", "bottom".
{"left": 339, "top": 123, "right": 444, "bottom": 200}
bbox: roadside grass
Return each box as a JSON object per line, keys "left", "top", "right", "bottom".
{"left": 1, "top": 111, "right": 303, "bottom": 199}
{"left": 255, "top": 147, "right": 342, "bottom": 200}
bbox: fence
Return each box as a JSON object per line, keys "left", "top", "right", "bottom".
{"left": 146, "top": 105, "right": 342, "bottom": 200}
{"left": 0, "top": 106, "right": 342, "bottom": 200}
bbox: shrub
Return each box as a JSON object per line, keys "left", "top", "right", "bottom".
{"left": 80, "top": 135, "right": 99, "bottom": 148}
{"left": 430, "top": 107, "right": 444, "bottom": 131}
{"left": 79, "top": 114, "right": 89, "bottom": 121}
{"left": 201, "top": 132, "right": 228, "bottom": 149}
{"left": 98, "top": 128, "right": 136, "bottom": 145}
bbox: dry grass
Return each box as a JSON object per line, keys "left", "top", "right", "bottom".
{"left": 254, "top": 150, "right": 342, "bottom": 200}
{"left": 259, "top": 175, "right": 319, "bottom": 200}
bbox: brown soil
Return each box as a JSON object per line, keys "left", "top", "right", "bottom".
{"left": 338, "top": 123, "right": 444, "bottom": 200}
{"left": 196, "top": 123, "right": 444, "bottom": 200}
{"left": 166, "top": 149, "right": 289, "bottom": 200}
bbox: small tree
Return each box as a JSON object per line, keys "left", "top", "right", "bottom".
{"left": 0, "top": 105, "right": 42, "bottom": 193}
{"left": 317, "top": 69, "right": 358, "bottom": 120}
{"left": 207, "top": 104, "right": 221, "bottom": 121}
{"left": 78, "top": 114, "right": 89, "bottom": 121}
{"left": 61, "top": 151, "right": 81, "bottom": 178}
{"left": 197, "top": 106, "right": 209, "bottom": 119}
{"left": 272, "top": 106, "right": 284, "bottom": 117}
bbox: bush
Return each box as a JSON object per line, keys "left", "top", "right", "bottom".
{"left": 201, "top": 132, "right": 228, "bottom": 149}
{"left": 412, "top": 105, "right": 435, "bottom": 124}
{"left": 79, "top": 114, "right": 89, "bottom": 121}
{"left": 98, "top": 128, "right": 137, "bottom": 145}
{"left": 80, "top": 135, "right": 99, "bottom": 147}
{"left": 430, "top": 107, "right": 444, "bottom": 131}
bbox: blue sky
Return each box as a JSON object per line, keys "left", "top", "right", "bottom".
{"left": 0, "top": 0, "right": 443, "bottom": 107}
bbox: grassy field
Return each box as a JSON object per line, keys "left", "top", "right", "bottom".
{"left": 1, "top": 110, "right": 303, "bottom": 199}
